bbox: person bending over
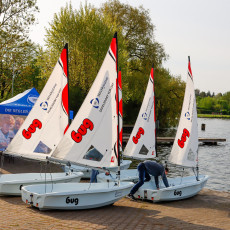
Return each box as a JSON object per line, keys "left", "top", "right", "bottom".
{"left": 127, "top": 160, "right": 169, "bottom": 200}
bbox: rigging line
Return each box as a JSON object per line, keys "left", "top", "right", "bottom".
{"left": 88, "top": 181, "right": 92, "bottom": 190}
{"left": 44, "top": 161, "right": 48, "bottom": 194}
{"left": 39, "top": 161, "right": 43, "bottom": 179}
{"left": 49, "top": 161, "right": 53, "bottom": 192}
{"left": 180, "top": 167, "right": 185, "bottom": 185}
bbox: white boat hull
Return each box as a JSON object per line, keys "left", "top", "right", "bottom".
{"left": 21, "top": 181, "right": 134, "bottom": 210}
{"left": 134, "top": 175, "right": 209, "bottom": 202}
{"left": 65, "top": 160, "right": 132, "bottom": 179}
{"left": 0, "top": 172, "right": 83, "bottom": 196}
{"left": 97, "top": 169, "right": 139, "bottom": 183}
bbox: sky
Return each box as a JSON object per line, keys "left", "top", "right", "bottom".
{"left": 29, "top": 0, "right": 230, "bottom": 94}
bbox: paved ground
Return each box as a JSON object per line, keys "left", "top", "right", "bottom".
{"left": 0, "top": 156, "right": 229, "bottom": 230}
{"left": 0, "top": 189, "right": 229, "bottom": 229}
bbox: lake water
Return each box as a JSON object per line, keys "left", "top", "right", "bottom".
{"left": 155, "top": 118, "right": 230, "bottom": 192}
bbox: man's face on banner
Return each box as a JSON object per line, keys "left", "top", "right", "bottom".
{"left": 1, "top": 123, "right": 10, "bottom": 134}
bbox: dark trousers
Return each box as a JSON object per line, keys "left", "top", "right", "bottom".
{"left": 90, "top": 169, "right": 99, "bottom": 183}
{"left": 130, "top": 163, "right": 151, "bottom": 195}
{"left": 162, "top": 171, "right": 169, "bottom": 188}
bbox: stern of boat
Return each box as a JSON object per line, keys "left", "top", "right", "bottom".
{"left": 134, "top": 175, "right": 209, "bottom": 202}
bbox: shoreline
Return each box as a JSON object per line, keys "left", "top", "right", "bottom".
{"left": 198, "top": 114, "right": 230, "bottom": 118}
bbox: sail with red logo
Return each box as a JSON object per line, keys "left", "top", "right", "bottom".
{"left": 0, "top": 44, "right": 83, "bottom": 196}
{"left": 123, "top": 65, "right": 156, "bottom": 160}
{"left": 168, "top": 56, "right": 198, "bottom": 167}
{"left": 51, "top": 33, "right": 120, "bottom": 168}
{"left": 130, "top": 57, "right": 208, "bottom": 203}
{"left": 5, "top": 44, "right": 70, "bottom": 161}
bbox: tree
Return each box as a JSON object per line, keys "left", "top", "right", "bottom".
{"left": 0, "top": 0, "right": 39, "bottom": 100}
{"left": 195, "top": 89, "right": 200, "bottom": 97}
{"left": 155, "top": 69, "right": 185, "bottom": 127}
{"left": 200, "top": 91, "right": 206, "bottom": 98}
{"left": 43, "top": 1, "right": 185, "bottom": 127}
{"left": 45, "top": 3, "right": 115, "bottom": 92}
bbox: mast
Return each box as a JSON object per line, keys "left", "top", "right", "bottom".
{"left": 114, "top": 32, "right": 121, "bottom": 182}
{"left": 188, "top": 56, "right": 199, "bottom": 181}
{"left": 152, "top": 64, "right": 157, "bottom": 157}
{"left": 65, "top": 43, "right": 70, "bottom": 127}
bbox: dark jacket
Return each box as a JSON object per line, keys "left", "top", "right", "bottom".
{"left": 143, "top": 160, "right": 169, "bottom": 188}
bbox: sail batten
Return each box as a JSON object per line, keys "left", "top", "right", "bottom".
{"left": 168, "top": 57, "right": 198, "bottom": 167}
{"left": 124, "top": 67, "right": 156, "bottom": 159}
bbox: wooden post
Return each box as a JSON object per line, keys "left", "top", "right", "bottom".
{"left": 201, "top": 123, "right": 206, "bottom": 131}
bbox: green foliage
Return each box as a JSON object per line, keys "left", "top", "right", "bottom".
{"left": 1, "top": 0, "right": 187, "bottom": 128}
{"left": 197, "top": 91, "right": 230, "bottom": 115}
{"left": 155, "top": 68, "right": 185, "bottom": 128}
{"left": 38, "top": 0, "right": 185, "bottom": 127}
{"left": 0, "top": 0, "right": 39, "bottom": 100}
{"left": 45, "top": 3, "right": 115, "bottom": 92}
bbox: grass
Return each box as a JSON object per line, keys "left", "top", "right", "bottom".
{"left": 198, "top": 114, "right": 230, "bottom": 118}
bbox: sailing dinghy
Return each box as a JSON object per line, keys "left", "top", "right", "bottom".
{"left": 134, "top": 57, "right": 209, "bottom": 202}
{"left": 21, "top": 33, "right": 133, "bottom": 210}
{"left": 97, "top": 65, "right": 156, "bottom": 183}
{"left": 0, "top": 44, "right": 83, "bottom": 196}
{"left": 66, "top": 69, "right": 132, "bottom": 179}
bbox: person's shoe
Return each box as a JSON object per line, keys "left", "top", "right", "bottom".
{"left": 126, "top": 193, "right": 136, "bottom": 201}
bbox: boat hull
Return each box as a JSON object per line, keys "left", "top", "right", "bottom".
{"left": 97, "top": 169, "right": 138, "bottom": 183}
{"left": 135, "top": 175, "right": 209, "bottom": 202}
{"left": 21, "top": 182, "right": 134, "bottom": 210}
{"left": 0, "top": 172, "right": 83, "bottom": 196}
{"left": 65, "top": 160, "right": 132, "bottom": 179}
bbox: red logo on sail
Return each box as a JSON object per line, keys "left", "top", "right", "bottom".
{"left": 71, "top": 119, "right": 94, "bottom": 143}
{"left": 133, "top": 127, "right": 144, "bottom": 144}
{"left": 111, "top": 156, "right": 115, "bottom": 163}
{"left": 22, "top": 119, "right": 42, "bottom": 139}
{"left": 178, "top": 128, "right": 190, "bottom": 148}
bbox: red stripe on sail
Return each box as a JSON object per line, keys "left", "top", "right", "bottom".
{"left": 116, "top": 79, "right": 119, "bottom": 116}
{"left": 118, "top": 71, "right": 122, "bottom": 149}
{"left": 62, "top": 84, "right": 69, "bottom": 116}
{"left": 64, "top": 124, "right": 69, "bottom": 134}
{"left": 118, "top": 70, "right": 122, "bottom": 89}
{"left": 110, "top": 38, "right": 117, "bottom": 62}
{"left": 116, "top": 125, "right": 119, "bottom": 158}
{"left": 151, "top": 67, "right": 154, "bottom": 81}
{"left": 60, "top": 48, "right": 68, "bottom": 78}
{"left": 118, "top": 71, "right": 123, "bottom": 116}
{"left": 119, "top": 127, "right": 123, "bottom": 147}
{"left": 188, "top": 61, "right": 193, "bottom": 77}
{"left": 119, "top": 100, "right": 123, "bottom": 117}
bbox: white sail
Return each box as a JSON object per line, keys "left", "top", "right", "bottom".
{"left": 5, "top": 44, "right": 69, "bottom": 160}
{"left": 51, "top": 33, "right": 119, "bottom": 168}
{"left": 124, "top": 66, "right": 156, "bottom": 159}
{"left": 168, "top": 57, "right": 198, "bottom": 167}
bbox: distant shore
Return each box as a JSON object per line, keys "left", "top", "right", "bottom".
{"left": 198, "top": 114, "right": 230, "bottom": 118}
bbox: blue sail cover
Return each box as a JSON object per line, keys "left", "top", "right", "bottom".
{"left": 0, "top": 88, "right": 39, "bottom": 116}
